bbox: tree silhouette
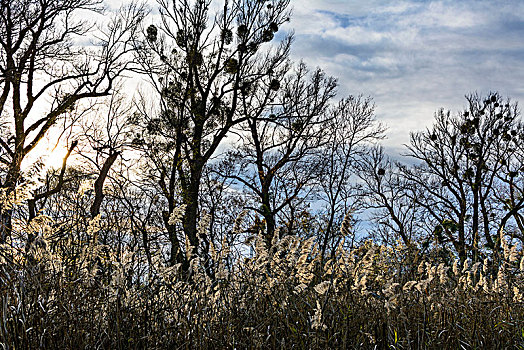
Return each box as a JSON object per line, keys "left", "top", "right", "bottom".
{"left": 133, "top": 0, "right": 292, "bottom": 267}
{"left": 402, "top": 93, "right": 523, "bottom": 262}
{"left": 221, "top": 63, "right": 337, "bottom": 246}
{"left": 0, "top": 0, "right": 145, "bottom": 242}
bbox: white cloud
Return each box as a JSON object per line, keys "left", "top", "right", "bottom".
{"left": 399, "top": 1, "right": 479, "bottom": 29}
{"left": 284, "top": 0, "right": 524, "bottom": 152}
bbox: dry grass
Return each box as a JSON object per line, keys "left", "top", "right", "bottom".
{"left": 1, "top": 193, "right": 524, "bottom": 348}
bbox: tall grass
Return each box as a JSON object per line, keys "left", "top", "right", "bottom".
{"left": 1, "top": 191, "right": 524, "bottom": 348}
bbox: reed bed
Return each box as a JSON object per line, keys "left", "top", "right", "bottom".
{"left": 1, "top": 211, "right": 523, "bottom": 349}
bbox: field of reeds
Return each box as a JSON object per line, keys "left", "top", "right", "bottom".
{"left": 1, "top": 198, "right": 524, "bottom": 349}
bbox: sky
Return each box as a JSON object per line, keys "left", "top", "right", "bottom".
{"left": 103, "top": 0, "right": 524, "bottom": 155}
{"left": 280, "top": 0, "right": 524, "bottom": 154}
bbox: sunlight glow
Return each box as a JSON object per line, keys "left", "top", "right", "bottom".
{"left": 45, "top": 145, "right": 69, "bottom": 171}
{"left": 21, "top": 139, "right": 72, "bottom": 173}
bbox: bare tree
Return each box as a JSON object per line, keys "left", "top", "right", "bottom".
{"left": 74, "top": 92, "right": 136, "bottom": 218}
{"left": 0, "top": 0, "right": 146, "bottom": 242}
{"left": 133, "top": 0, "right": 292, "bottom": 266}
{"left": 317, "top": 95, "right": 385, "bottom": 260}
{"left": 220, "top": 63, "right": 336, "bottom": 245}
{"left": 357, "top": 146, "right": 421, "bottom": 247}
{"left": 401, "top": 93, "right": 523, "bottom": 262}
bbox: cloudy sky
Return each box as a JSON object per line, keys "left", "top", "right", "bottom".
{"left": 105, "top": 0, "right": 524, "bottom": 154}
{"left": 277, "top": 0, "right": 524, "bottom": 154}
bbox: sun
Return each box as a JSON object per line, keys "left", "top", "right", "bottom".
{"left": 22, "top": 138, "right": 72, "bottom": 173}
{"left": 46, "top": 145, "right": 70, "bottom": 170}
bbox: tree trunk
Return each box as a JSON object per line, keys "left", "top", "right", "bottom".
{"left": 180, "top": 164, "right": 204, "bottom": 261}
{"left": 472, "top": 190, "right": 479, "bottom": 262}
{"left": 0, "top": 154, "right": 24, "bottom": 243}
{"left": 162, "top": 210, "right": 186, "bottom": 269}
{"left": 90, "top": 151, "right": 119, "bottom": 218}
{"left": 260, "top": 189, "right": 276, "bottom": 247}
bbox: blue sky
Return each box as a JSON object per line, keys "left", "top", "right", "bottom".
{"left": 282, "top": 0, "right": 524, "bottom": 153}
